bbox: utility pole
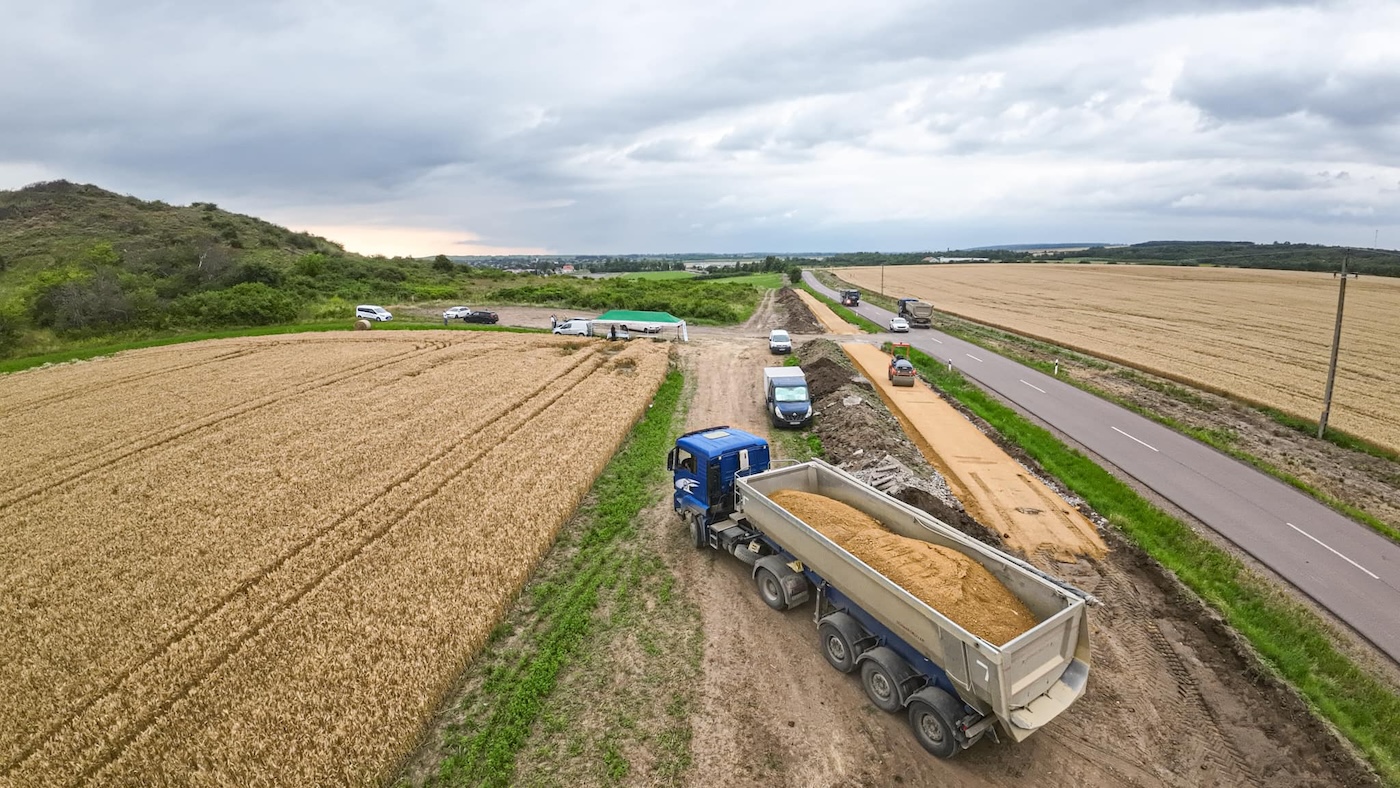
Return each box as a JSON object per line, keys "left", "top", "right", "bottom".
{"left": 1318, "top": 251, "right": 1354, "bottom": 438}
{"left": 881, "top": 263, "right": 885, "bottom": 298}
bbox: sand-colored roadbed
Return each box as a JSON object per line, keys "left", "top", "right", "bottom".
{"left": 793, "top": 289, "right": 860, "bottom": 334}
{"left": 843, "top": 342, "right": 1107, "bottom": 561}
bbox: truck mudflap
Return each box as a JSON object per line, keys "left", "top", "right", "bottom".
{"left": 1006, "top": 657, "right": 1089, "bottom": 738}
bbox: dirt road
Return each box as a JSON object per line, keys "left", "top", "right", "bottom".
{"left": 660, "top": 335, "right": 1372, "bottom": 788}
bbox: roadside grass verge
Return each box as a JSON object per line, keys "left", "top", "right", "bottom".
{"left": 796, "top": 282, "right": 882, "bottom": 333}
{"left": 901, "top": 345, "right": 1400, "bottom": 786}
{"left": 820, "top": 269, "right": 1400, "bottom": 545}
{"left": 0, "top": 321, "right": 547, "bottom": 375}
{"left": 420, "top": 368, "right": 686, "bottom": 787}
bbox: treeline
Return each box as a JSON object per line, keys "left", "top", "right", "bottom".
{"left": 578, "top": 259, "right": 687, "bottom": 274}
{"left": 810, "top": 250, "right": 1030, "bottom": 266}
{"left": 692, "top": 255, "right": 797, "bottom": 279}
{"left": 1044, "top": 241, "right": 1400, "bottom": 276}
{"left": 488, "top": 277, "right": 760, "bottom": 322}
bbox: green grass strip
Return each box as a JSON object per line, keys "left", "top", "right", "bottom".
{"left": 901, "top": 345, "right": 1400, "bottom": 786}
{"left": 432, "top": 368, "right": 685, "bottom": 787}
{"left": 797, "top": 282, "right": 882, "bottom": 333}
{"left": 0, "top": 321, "right": 548, "bottom": 375}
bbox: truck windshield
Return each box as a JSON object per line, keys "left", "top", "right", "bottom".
{"left": 774, "top": 385, "right": 808, "bottom": 403}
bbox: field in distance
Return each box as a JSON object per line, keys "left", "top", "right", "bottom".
{"left": 838, "top": 263, "right": 1400, "bottom": 452}
{"left": 0, "top": 331, "right": 668, "bottom": 786}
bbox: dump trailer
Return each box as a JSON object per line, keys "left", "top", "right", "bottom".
{"left": 841, "top": 289, "right": 861, "bottom": 307}
{"left": 897, "top": 298, "right": 934, "bottom": 328}
{"left": 668, "top": 429, "right": 1093, "bottom": 758}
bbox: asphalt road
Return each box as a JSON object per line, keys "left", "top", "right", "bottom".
{"left": 805, "top": 273, "right": 1400, "bottom": 663}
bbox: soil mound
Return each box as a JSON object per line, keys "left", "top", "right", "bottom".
{"left": 803, "top": 356, "right": 857, "bottom": 400}
{"left": 776, "top": 287, "right": 824, "bottom": 334}
{"left": 768, "top": 490, "right": 1037, "bottom": 644}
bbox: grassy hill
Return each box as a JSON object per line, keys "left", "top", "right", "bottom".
{"left": 0, "top": 181, "right": 765, "bottom": 358}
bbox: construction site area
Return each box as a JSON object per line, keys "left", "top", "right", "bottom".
{"left": 1, "top": 285, "right": 1390, "bottom": 787}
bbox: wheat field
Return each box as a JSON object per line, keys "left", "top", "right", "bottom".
{"left": 0, "top": 331, "right": 669, "bottom": 786}
{"left": 837, "top": 263, "right": 1400, "bottom": 452}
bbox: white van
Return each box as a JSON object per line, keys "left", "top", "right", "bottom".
{"left": 768, "top": 329, "right": 792, "bottom": 354}
{"left": 552, "top": 318, "right": 591, "bottom": 336}
{"left": 356, "top": 305, "right": 392, "bottom": 322}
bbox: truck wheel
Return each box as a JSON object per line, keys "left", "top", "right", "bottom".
{"left": 907, "top": 694, "right": 961, "bottom": 759}
{"left": 860, "top": 660, "right": 903, "bottom": 713}
{"left": 689, "top": 514, "right": 707, "bottom": 550}
{"left": 817, "top": 620, "right": 857, "bottom": 673}
{"left": 755, "top": 568, "right": 786, "bottom": 611}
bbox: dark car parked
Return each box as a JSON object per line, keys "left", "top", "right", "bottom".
{"left": 461, "top": 310, "right": 499, "bottom": 324}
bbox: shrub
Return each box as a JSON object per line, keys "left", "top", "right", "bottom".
{"left": 171, "top": 283, "right": 300, "bottom": 327}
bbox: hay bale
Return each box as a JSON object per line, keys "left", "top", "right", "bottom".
{"left": 353, "top": 319, "right": 372, "bottom": 331}
{"left": 769, "top": 489, "right": 1037, "bottom": 645}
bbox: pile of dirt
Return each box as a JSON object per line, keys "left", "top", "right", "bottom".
{"left": 769, "top": 490, "right": 1037, "bottom": 644}
{"left": 802, "top": 356, "right": 858, "bottom": 400}
{"left": 775, "top": 287, "right": 824, "bottom": 334}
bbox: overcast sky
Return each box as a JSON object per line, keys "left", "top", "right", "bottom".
{"left": 2, "top": 0, "right": 1397, "bottom": 256}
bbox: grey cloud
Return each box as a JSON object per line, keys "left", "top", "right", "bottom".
{"left": 1, "top": 0, "right": 1394, "bottom": 253}
{"left": 1175, "top": 67, "right": 1400, "bottom": 126}
{"left": 1215, "top": 168, "right": 1318, "bottom": 191}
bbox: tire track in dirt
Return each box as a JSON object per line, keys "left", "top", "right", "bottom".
{"left": 0, "top": 340, "right": 453, "bottom": 508}
{"left": 743, "top": 288, "right": 779, "bottom": 332}
{"left": 1053, "top": 563, "right": 1259, "bottom": 785}
{"left": 2, "top": 347, "right": 611, "bottom": 785}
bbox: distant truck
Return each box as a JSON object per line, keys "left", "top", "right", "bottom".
{"left": 841, "top": 289, "right": 861, "bottom": 307}
{"left": 897, "top": 298, "right": 935, "bottom": 328}
{"left": 763, "top": 367, "right": 811, "bottom": 427}
{"left": 667, "top": 429, "right": 1094, "bottom": 758}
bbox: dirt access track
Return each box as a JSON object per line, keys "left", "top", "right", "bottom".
{"left": 664, "top": 334, "right": 1372, "bottom": 788}
{"left": 844, "top": 342, "right": 1107, "bottom": 561}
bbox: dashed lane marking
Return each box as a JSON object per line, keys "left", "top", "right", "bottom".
{"left": 1112, "top": 426, "right": 1159, "bottom": 452}
{"left": 1287, "top": 522, "right": 1380, "bottom": 579}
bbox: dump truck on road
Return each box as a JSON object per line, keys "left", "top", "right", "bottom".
{"left": 897, "top": 298, "right": 935, "bottom": 328}
{"left": 841, "top": 289, "right": 861, "bottom": 307}
{"left": 668, "top": 428, "right": 1094, "bottom": 757}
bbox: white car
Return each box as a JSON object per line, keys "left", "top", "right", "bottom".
{"left": 769, "top": 329, "right": 793, "bottom": 354}
{"left": 356, "top": 305, "right": 393, "bottom": 322}
{"left": 443, "top": 306, "right": 473, "bottom": 319}
{"left": 888, "top": 317, "right": 909, "bottom": 333}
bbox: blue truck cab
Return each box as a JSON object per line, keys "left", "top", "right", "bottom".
{"left": 667, "top": 426, "right": 770, "bottom": 529}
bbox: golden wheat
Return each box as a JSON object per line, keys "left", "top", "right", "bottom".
{"left": 0, "top": 331, "right": 669, "bottom": 786}
{"left": 839, "top": 264, "right": 1400, "bottom": 451}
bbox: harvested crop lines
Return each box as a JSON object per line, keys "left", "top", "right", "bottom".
{"left": 0, "top": 331, "right": 670, "bottom": 786}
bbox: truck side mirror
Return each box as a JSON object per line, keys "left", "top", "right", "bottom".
{"left": 666, "top": 448, "right": 676, "bottom": 471}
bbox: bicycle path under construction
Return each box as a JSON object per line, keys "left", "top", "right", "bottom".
{"left": 842, "top": 342, "right": 1107, "bottom": 562}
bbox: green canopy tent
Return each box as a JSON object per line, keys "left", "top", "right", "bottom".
{"left": 590, "top": 309, "right": 689, "bottom": 342}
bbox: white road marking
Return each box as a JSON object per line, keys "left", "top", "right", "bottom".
{"left": 928, "top": 336, "right": 943, "bottom": 343}
{"left": 1287, "top": 523, "right": 1379, "bottom": 579}
{"left": 965, "top": 353, "right": 983, "bottom": 363}
{"left": 1112, "top": 426, "right": 1159, "bottom": 452}
{"left": 1020, "top": 379, "right": 1046, "bottom": 394}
